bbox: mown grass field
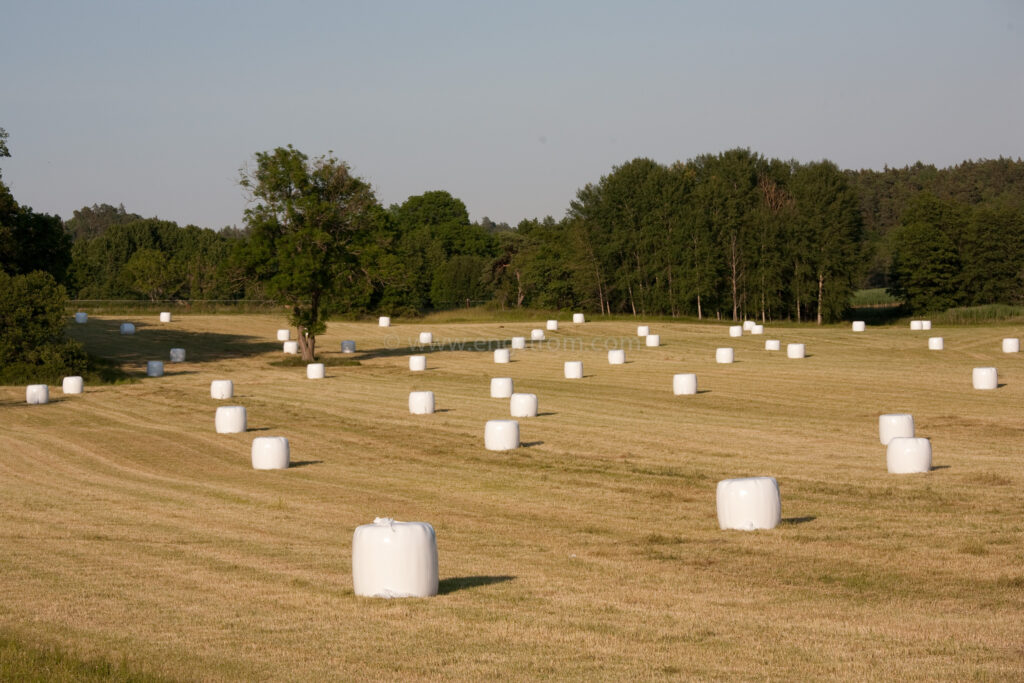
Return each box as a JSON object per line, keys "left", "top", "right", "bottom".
{"left": 2, "top": 314, "right": 1023, "bottom": 680}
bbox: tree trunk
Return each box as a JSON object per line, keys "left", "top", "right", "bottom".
{"left": 817, "top": 271, "right": 824, "bottom": 325}
{"left": 515, "top": 270, "right": 525, "bottom": 308}
{"left": 730, "top": 232, "right": 739, "bottom": 321}
{"left": 697, "top": 292, "right": 702, "bottom": 320}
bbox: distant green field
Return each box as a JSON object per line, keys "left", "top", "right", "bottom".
{"left": 850, "top": 288, "right": 899, "bottom": 307}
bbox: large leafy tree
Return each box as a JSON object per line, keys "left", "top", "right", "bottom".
{"left": 240, "top": 146, "right": 380, "bottom": 360}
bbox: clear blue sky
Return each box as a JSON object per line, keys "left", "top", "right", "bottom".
{"left": 3, "top": 0, "right": 1022, "bottom": 229}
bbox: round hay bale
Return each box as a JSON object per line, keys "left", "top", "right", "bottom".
{"left": 921, "top": 320, "right": 932, "bottom": 330}
{"left": 306, "top": 363, "right": 325, "bottom": 379}
{"left": 1002, "top": 338, "right": 1019, "bottom": 353}
{"left": 608, "top": 349, "right": 625, "bottom": 365}
{"left": 572, "top": 313, "right": 585, "bottom": 324}
{"left": 215, "top": 406, "right": 247, "bottom": 434}
{"left": 786, "top": 343, "right": 806, "bottom": 359}
{"left": 494, "top": 348, "right": 511, "bottom": 364}
{"left": 26, "top": 384, "right": 49, "bottom": 405}
{"left": 742, "top": 320, "right": 755, "bottom": 331}
{"left": 645, "top": 334, "right": 660, "bottom": 347}
{"left": 637, "top": 325, "right": 650, "bottom": 337}
{"left": 928, "top": 337, "right": 944, "bottom": 350}
{"left": 490, "top": 377, "right": 514, "bottom": 398}
{"left": 973, "top": 367, "right": 998, "bottom": 390}
{"left": 852, "top": 321, "right": 866, "bottom": 332}
{"left": 716, "top": 477, "right": 781, "bottom": 531}
{"left": 564, "top": 361, "right": 583, "bottom": 379}
{"left": 378, "top": 316, "right": 391, "bottom": 327}
{"left": 409, "top": 355, "right": 426, "bottom": 372}
{"left": 729, "top": 325, "right": 742, "bottom": 337}
{"left": 277, "top": 329, "right": 290, "bottom": 341}
{"left": 879, "top": 413, "right": 914, "bottom": 445}
{"left": 511, "top": 336, "right": 526, "bottom": 349}
{"left": 546, "top": 319, "right": 558, "bottom": 331}
{"left": 751, "top": 324, "right": 764, "bottom": 335}
{"left": 485, "top": 420, "right": 520, "bottom": 450}
{"left": 341, "top": 340, "right": 356, "bottom": 354}
{"left": 120, "top": 322, "right": 135, "bottom": 335}
{"left": 159, "top": 312, "right": 172, "bottom": 323}
{"left": 531, "top": 329, "right": 545, "bottom": 341}
{"left": 716, "top": 347, "right": 734, "bottom": 364}
{"left": 418, "top": 331, "right": 433, "bottom": 345}
{"left": 210, "top": 380, "right": 233, "bottom": 399}
{"left": 352, "top": 518, "right": 438, "bottom": 598}
{"left": 61, "top": 376, "right": 84, "bottom": 395}
{"left": 74, "top": 312, "right": 88, "bottom": 324}
{"left": 169, "top": 348, "right": 186, "bottom": 363}
{"left": 282, "top": 341, "right": 298, "bottom": 354}
{"left": 251, "top": 436, "right": 289, "bottom": 470}
{"left": 886, "top": 437, "right": 932, "bottom": 474}
{"left": 765, "top": 339, "right": 781, "bottom": 351}
{"left": 910, "top": 320, "right": 923, "bottom": 330}
{"left": 510, "top": 393, "right": 538, "bottom": 417}
{"left": 408, "top": 391, "right": 435, "bottom": 415}
{"left": 673, "top": 373, "right": 697, "bottom": 395}
{"left": 146, "top": 361, "right": 164, "bottom": 377}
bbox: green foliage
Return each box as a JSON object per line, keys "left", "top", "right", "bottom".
{"left": 887, "top": 222, "right": 962, "bottom": 313}
{"left": 65, "top": 203, "right": 143, "bottom": 242}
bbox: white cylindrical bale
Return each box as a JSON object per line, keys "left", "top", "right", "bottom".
{"left": 509, "top": 393, "right": 538, "bottom": 418}
{"left": 887, "top": 437, "right": 932, "bottom": 474}
{"left": 910, "top": 320, "right": 923, "bottom": 330}
{"left": 716, "top": 477, "right": 781, "bottom": 531}
{"left": 921, "top": 320, "right": 932, "bottom": 330}
{"left": 341, "top": 340, "right": 356, "bottom": 354}
{"left": 283, "top": 341, "right": 298, "bottom": 354}
{"left": 645, "top": 334, "right": 660, "bottom": 347}
{"left": 494, "top": 348, "right": 511, "bottom": 364}
{"left": 490, "top": 377, "right": 514, "bottom": 398}
{"left": 716, "top": 347, "right": 734, "bottom": 364}
{"left": 879, "top": 413, "right": 914, "bottom": 445}
{"left": 146, "top": 361, "right": 163, "bottom": 377}
{"left": 608, "top": 349, "right": 626, "bottom": 365}
{"left": 751, "top": 324, "right": 764, "bottom": 335}
{"left": 26, "top": 384, "right": 49, "bottom": 405}
{"left": 409, "top": 355, "right": 426, "bottom": 372}
{"left": 276, "top": 329, "right": 290, "bottom": 341}
{"left": 637, "top": 325, "right": 650, "bottom": 337}
{"left": 74, "top": 312, "right": 88, "bottom": 324}
{"left": 352, "top": 518, "right": 438, "bottom": 598}
{"left": 215, "top": 406, "right": 247, "bottom": 434}
{"left": 572, "top": 313, "right": 585, "bottom": 324}
{"left": 729, "top": 325, "right": 742, "bottom": 337}
{"left": 787, "top": 343, "right": 806, "bottom": 359}
{"left": 306, "top": 363, "right": 325, "bottom": 379}
{"left": 378, "top": 316, "right": 391, "bottom": 327}
{"left": 742, "top": 320, "right": 755, "bottom": 331}
{"left": 564, "top": 361, "right": 583, "bottom": 379}
{"left": 408, "top": 391, "right": 435, "bottom": 415}
{"left": 120, "top": 322, "right": 135, "bottom": 335}
{"left": 418, "top": 331, "right": 433, "bottom": 345}
{"left": 169, "top": 348, "right": 186, "bottom": 363}
{"left": 531, "top": 329, "right": 545, "bottom": 341}
{"left": 928, "top": 337, "right": 944, "bottom": 350}
{"left": 159, "top": 311, "right": 172, "bottom": 323}
{"left": 210, "top": 380, "right": 234, "bottom": 399}
{"left": 546, "top": 319, "right": 558, "bottom": 331}
{"left": 61, "top": 376, "right": 83, "bottom": 394}
{"left": 251, "top": 436, "right": 289, "bottom": 469}
{"left": 511, "top": 336, "right": 526, "bottom": 349}
{"left": 1002, "top": 338, "right": 1019, "bottom": 353}
{"left": 765, "top": 339, "right": 781, "bottom": 351}
{"left": 973, "top": 367, "right": 998, "bottom": 390}
{"left": 852, "top": 321, "right": 866, "bottom": 332}
{"left": 485, "top": 420, "right": 520, "bottom": 450}
{"left": 673, "top": 373, "right": 697, "bottom": 395}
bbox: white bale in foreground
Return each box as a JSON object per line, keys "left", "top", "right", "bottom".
{"left": 62, "top": 376, "right": 83, "bottom": 395}
{"left": 485, "top": 420, "right": 520, "bottom": 450}
{"left": 608, "top": 349, "right": 625, "bottom": 365}
{"left": 409, "top": 355, "right": 426, "bottom": 372}
{"left": 973, "top": 367, "right": 998, "bottom": 390}
{"left": 215, "top": 406, "right": 247, "bottom": 434}
{"left": 928, "top": 337, "right": 944, "bottom": 350}
{"left": 341, "top": 340, "right": 356, "bottom": 354}
{"left": 378, "top": 316, "right": 391, "bottom": 327}
{"left": 546, "top": 319, "right": 558, "bottom": 331}
{"left": 170, "top": 348, "right": 186, "bottom": 363}
{"left": 210, "top": 380, "right": 233, "bottom": 399}
{"left": 787, "top": 343, "right": 806, "bottom": 359}
{"left": 74, "top": 312, "right": 88, "bottom": 324}
{"left": 120, "top": 323, "right": 135, "bottom": 335}
{"left": 743, "top": 320, "right": 755, "bottom": 331}
{"left": 1002, "top": 338, "right": 1019, "bottom": 353}
{"left": 511, "top": 336, "right": 526, "bottom": 349}
{"left": 159, "top": 311, "right": 172, "bottom": 323}
{"left": 283, "top": 341, "right": 298, "bottom": 354}
{"left": 531, "top": 329, "right": 545, "bottom": 341}
{"left": 564, "top": 361, "right": 583, "bottom": 379}
{"left": 573, "top": 313, "right": 585, "bottom": 324}
{"left": 921, "top": 320, "right": 932, "bottom": 330}
{"left": 887, "top": 437, "right": 932, "bottom": 474}
{"left": 494, "top": 348, "right": 511, "bottom": 364}
{"left": 910, "top": 320, "right": 923, "bottom": 330}
{"left": 716, "top": 477, "right": 781, "bottom": 531}
{"left": 251, "top": 436, "right": 289, "bottom": 470}
{"left": 673, "top": 373, "right": 697, "bottom": 395}
{"left": 352, "top": 518, "right": 438, "bottom": 598}
{"left": 765, "top": 339, "right": 781, "bottom": 351}
{"left": 637, "top": 325, "right": 650, "bottom": 337}
{"left": 716, "top": 347, "right": 734, "bottom": 364}
{"left": 645, "top": 334, "right": 660, "bottom": 347}
{"left": 490, "top": 377, "right": 514, "bottom": 398}
{"left": 418, "top": 331, "right": 433, "bottom": 345}
{"left": 729, "top": 325, "right": 742, "bottom": 337}
{"left": 306, "top": 363, "right": 325, "bottom": 379}
{"left": 510, "top": 393, "right": 538, "bottom": 418}
{"left": 146, "top": 361, "right": 163, "bottom": 377}
{"left": 408, "top": 391, "right": 435, "bottom": 415}
{"left": 277, "top": 329, "right": 290, "bottom": 341}
{"left": 879, "top": 413, "right": 914, "bottom": 445}
{"left": 26, "top": 384, "right": 49, "bottom": 405}
{"left": 852, "top": 321, "right": 866, "bottom": 332}
{"left": 751, "top": 324, "right": 764, "bottom": 335}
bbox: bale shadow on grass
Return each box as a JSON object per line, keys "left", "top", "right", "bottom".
{"left": 289, "top": 460, "right": 323, "bottom": 468}
{"left": 781, "top": 516, "right": 816, "bottom": 525}
{"left": 520, "top": 441, "right": 544, "bottom": 448}
{"left": 931, "top": 465, "right": 951, "bottom": 471}
{"left": 438, "top": 575, "right": 515, "bottom": 595}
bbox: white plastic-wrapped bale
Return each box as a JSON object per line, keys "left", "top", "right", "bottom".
{"left": 921, "top": 320, "right": 932, "bottom": 330}
{"left": 729, "top": 325, "right": 742, "bottom": 337}
{"left": 409, "top": 355, "right": 426, "bottom": 372}
{"left": 637, "top": 325, "right": 650, "bottom": 337}
{"left": 146, "top": 361, "right": 164, "bottom": 377}
{"left": 510, "top": 393, "right": 538, "bottom": 418}
{"left": 645, "top": 334, "right": 660, "bottom": 347}
{"left": 277, "top": 329, "right": 290, "bottom": 341}
{"left": 572, "top": 313, "right": 585, "bottom": 324}
{"left": 852, "top": 321, "right": 866, "bottom": 332}
{"left": 787, "top": 343, "right": 806, "bottom": 359}
{"left": 973, "top": 367, "right": 998, "bottom": 390}
{"left": 1002, "top": 338, "right": 1020, "bottom": 353}
{"left": 490, "top": 377, "right": 514, "bottom": 398}
{"left": 408, "top": 391, "right": 435, "bottom": 415}
{"left": 215, "top": 406, "right": 247, "bottom": 434}
{"left": 170, "top": 348, "right": 186, "bottom": 363}
{"left": 742, "top": 320, "right": 755, "bottom": 331}
{"left": 910, "top": 320, "right": 923, "bottom": 330}
{"left": 928, "top": 337, "right": 944, "bottom": 350}
{"left": 251, "top": 436, "right": 289, "bottom": 469}
{"left": 511, "top": 336, "right": 526, "bottom": 349}
{"left": 341, "top": 340, "right": 356, "bottom": 354}
{"left": 716, "top": 477, "right": 781, "bottom": 531}
{"left": 120, "top": 322, "right": 135, "bottom": 335}
{"left": 283, "top": 341, "right": 298, "bottom": 354}
{"left": 673, "top": 373, "right": 697, "bottom": 395}
{"left": 879, "top": 413, "right": 914, "bottom": 445}
{"left": 546, "top": 319, "right": 558, "bottom": 331}
{"left": 608, "top": 349, "right": 625, "bottom": 365}
{"left": 62, "top": 376, "right": 84, "bottom": 395}
{"left": 887, "top": 437, "right": 932, "bottom": 474}
{"left": 26, "top": 385, "right": 49, "bottom": 405}
{"left": 765, "top": 339, "right": 781, "bottom": 351}
{"left": 564, "top": 361, "right": 583, "bottom": 379}
{"left": 74, "top": 312, "right": 88, "bottom": 324}
{"left": 418, "top": 331, "right": 433, "bottom": 345}
{"left": 306, "top": 363, "right": 325, "bottom": 379}
{"left": 210, "top": 380, "right": 234, "bottom": 399}
{"left": 159, "top": 311, "right": 172, "bottom": 323}
{"left": 378, "top": 316, "right": 391, "bottom": 327}
{"left": 751, "top": 324, "right": 764, "bottom": 335}
{"left": 716, "top": 347, "right": 734, "bottom": 364}
{"left": 352, "top": 518, "right": 438, "bottom": 598}
{"left": 494, "top": 348, "right": 511, "bottom": 364}
{"left": 485, "top": 420, "right": 520, "bottom": 450}
{"left": 531, "top": 329, "right": 545, "bottom": 341}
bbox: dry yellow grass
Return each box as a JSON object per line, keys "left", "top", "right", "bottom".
{"left": 2, "top": 315, "right": 1023, "bottom": 680}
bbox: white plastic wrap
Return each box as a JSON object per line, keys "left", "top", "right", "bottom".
{"left": 283, "top": 341, "right": 298, "bottom": 354}
{"left": 159, "top": 312, "right": 172, "bottom": 323}
{"left": 26, "top": 384, "right": 49, "bottom": 405}
{"left": 1002, "top": 338, "right": 1019, "bottom": 353}
{"left": 573, "top": 313, "right": 585, "bottom": 324}
{"left": 928, "top": 337, "right": 944, "bottom": 350}
{"left": 490, "top": 377, "right": 514, "bottom": 398}
{"left": 352, "top": 518, "right": 438, "bottom": 598}
{"left": 418, "top": 331, "right": 433, "bottom": 345}
{"left": 910, "top": 320, "right": 923, "bottom": 330}
{"left": 531, "top": 329, "right": 545, "bottom": 341}
{"left": 608, "top": 349, "right": 625, "bottom": 365}
{"left": 921, "top": 320, "right": 932, "bottom": 330}
{"left": 306, "top": 363, "right": 325, "bottom": 379}
{"left": 716, "top": 347, "right": 734, "bottom": 364}
{"left": 765, "top": 339, "right": 781, "bottom": 351}
{"left": 852, "top": 321, "right": 866, "bottom": 332}
{"left": 341, "top": 340, "right": 356, "bottom": 354}
{"left": 786, "top": 343, "right": 806, "bottom": 359}
{"left": 215, "top": 406, "right": 247, "bottom": 434}
{"left": 886, "top": 437, "right": 932, "bottom": 474}
{"left": 61, "top": 376, "right": 83, "bottom": 395}
{"left": 277, "top": 329, "right": 290, "bottom": 341}
{"left": 879, "top": 413, "right": 914, "bottom": 445}
{"left": 546, "top": 319, "right": 558, "bottom": 331}
{"left": 742, "top": 320, "right": 755, "bottom": 331}
{"left": 510, "top": 393, "right": 538, "bottom": 417}
{"left": 120, "top": 322, "right": 135, "bottom": 335}
{"left": 645, "top": 334, "right": 660, "bottom": 347}
{"left": 146, "top": 361, "right": 164, "bottom": 377}
{"left": 408, "top": 391, "right": 435, "bottom": 415}
{"left": 485, "top": 420, "right": 520, "bottom": 450}
{"left": 716, "top": 477, "right": 781, "bottom": 531}
{"left": 251, "top": 436, "right": 289, "bottom": 469}
{"left": 409, "top": 355, "right": 426, "bottom": 371}
{"left": 751, "top": 324, "right": 764, "bottom": 335}
{"left": 673, "top": 373, "right": 697, "bottom": 395}
{"left": 170, "top": 348, "right": 186, "bottom": 363}
{"left": 564, "top": 361, "right": 583, "bottom": 379}
{"left": 210, "top": 380, "right": 233, "bottom": 399}
{"left": 511, "top": 336, "right": 526, "bottom": 349}
{"left": 973, "top": 367, "right": 998, "bottom": 390}
{"left": 494, "top": 348, "right": 511, "bottom": 364}
{"left": 74, "top": 312, "right": 87, "bottom": 324}
{"left": 637, "top": 325, "right": 650, "bottom": 337}
{"left": 729, "top": 325, "right": 742, "bottom": 337}
{"left": 378, "top": 316, "right": 391, "bottom": 327}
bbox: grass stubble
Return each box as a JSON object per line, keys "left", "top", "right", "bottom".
{"left": 1, "top": 315, "right": 1023, "bottom": 680}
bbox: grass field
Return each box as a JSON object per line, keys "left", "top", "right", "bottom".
{"left": 2, "top": 315, "right": 1023, "bottom": 680}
